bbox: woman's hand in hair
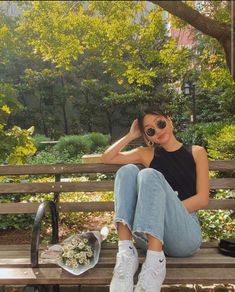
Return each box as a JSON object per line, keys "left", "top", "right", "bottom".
{"left": 129, "top": 119, "right": 142, "bottom": 140}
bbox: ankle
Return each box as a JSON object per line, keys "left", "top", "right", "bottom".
{"left": 118, "top": 240, "right": 137, "bottom": 256}
{"left": 145, "top": 250, "right": 165, "bottom": 266}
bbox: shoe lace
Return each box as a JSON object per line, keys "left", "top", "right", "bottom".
{"left": 136, "top": 263, "right": 160, "bottom": 291}
{"left": 114, "top": 252, "right": 134, "bottom": 278}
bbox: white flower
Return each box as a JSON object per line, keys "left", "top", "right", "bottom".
{"left": 59, "top": 235, "right": 94, "bottom": 268}
{"left": 71, "top": 238, "right": 79, "bottom": 247}
{"left": 86, "top": 250, "right": 93, "bottom": 257}
{"left": 78, "top": 241, "right": 85, "bottom": 249}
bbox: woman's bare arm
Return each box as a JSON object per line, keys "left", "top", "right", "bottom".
{"left": 101, "top": 119, "right": 151, "bottom": 165}
{"left": 182, "top": 146, "right": 209, "bottom": 213}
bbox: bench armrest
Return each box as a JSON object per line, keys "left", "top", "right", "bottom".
{"left": 31, "top": 200, "right": 59, "bottom": 268}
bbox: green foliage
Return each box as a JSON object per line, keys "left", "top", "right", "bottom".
{"left": 0, "top": 98, "right": 36, "bottom": 165}
{"left": 177, "top": 122, "right": 234, "bottom": 161}
{"left": 26, "top": 149, "right": 71, "bottom": 164}
{"left": 0, "top": 20, "right": 36, "bottom": 165}
{"left": 55, "top": 135, "right": 93, "bottom": 158}
{"left": 0, "top": 213, "right": 34, "bottom": 230}
{"left": 32, "top": 134, "right": 51, "bottom": 151}
{"left": 54, "top": 133, "right": 110, "bottom": 158}
{"left": 0, "top": 82, "right": 20, "bottom": 113}
{"left": 207, "top": 125, "right": 235, "bottom": 160}
{"left": 199, "top": 210, "right": 234, "bottom": 241}
{"left": 106, "top": 229, "right": 118, "bottom": 243}
{"left": 17, "top": 1, "right": 188, "bottom": 88}
{"left": 0, "top": 1, "right": 233, "bottom": 139}
{"left": 198, "top": 191, "right": 235, "bottom": 241}
{"left": 85, "top": 132, "right": 110, "bottom": 152}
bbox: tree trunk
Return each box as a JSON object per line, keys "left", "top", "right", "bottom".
{"left": 222, "top": 37, "right": 234, "bottom": 80}
{"left": 61, "top": 76, "right": 69, "bottom": 135}
{"left": 39, "top": 95, "right": 48, "bottom": 137}
{"left": 106, "top": 111, "right": 113, "bottom": 138}
{"left": 150, "top": 0, "right": 234, "bottom": 80}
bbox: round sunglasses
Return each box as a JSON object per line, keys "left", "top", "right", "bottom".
{"left": 145, "top": 119, "right": 167, "bottom": 137}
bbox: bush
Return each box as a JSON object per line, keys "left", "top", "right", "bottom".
{"left": 32, "top": 134, "right": 51, "bottom": 151}
{"left": 207, "top": 124, "right": 235, "bottom": 160}
{"left": 198, "top": 190, "right": 235, "bottom": 240}
{"left": 85, "top": 132, "right": 110, "bottom": 152}
{"left": 177, "top": 122, "right": 234, "bottom": 160}
{"left": 177, "top": 122, "right": 226, "bottom": 149}
{"left": 55, "top": 135, "right": 93, "bottom": 158}
{"left": 26, "top": 148, "right": 81, "bottom": 164}
{"left": 53, "top": 133, "right": 110, "bottom": 159}
{"left": 0, "top": 214, "right": 34, "bottom": 230}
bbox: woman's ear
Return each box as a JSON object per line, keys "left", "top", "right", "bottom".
{"left": 143, "top": 134, "right": 154, "bottom": 147}
{"left": 167, "top": 116, "right": 174, "bottom": 129}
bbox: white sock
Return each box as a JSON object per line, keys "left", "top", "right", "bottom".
{"left": 118, "top": 240, "right": 136, "bottom": 256}
{"left": 145, "top": 250, "right": 165, "bottom": 266}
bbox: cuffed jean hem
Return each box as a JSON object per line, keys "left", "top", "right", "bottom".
{"left": 133, "top": 228, "right": 163, "bottom": 245}
{"left": 114, "top": 218, "right": 133, "bottom": 234}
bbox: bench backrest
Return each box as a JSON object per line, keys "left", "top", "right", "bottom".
{"left": 0, "top": 160, "right": 234, "bottom": 214}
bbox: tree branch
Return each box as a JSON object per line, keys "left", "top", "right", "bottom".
{"left": 150, "top": 1, "right": 230, "bottom": 42}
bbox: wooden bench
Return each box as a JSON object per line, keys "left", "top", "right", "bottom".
{"left": 0, "top": 160, "right": 234, "bottom": 291}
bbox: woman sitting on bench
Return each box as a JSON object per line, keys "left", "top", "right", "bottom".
{"left": 101, "top": 108, "right": 209, "bottom": 292}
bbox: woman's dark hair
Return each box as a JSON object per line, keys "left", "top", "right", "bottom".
{"left": 137, "top": 108, "right": 168, "bottom": 133}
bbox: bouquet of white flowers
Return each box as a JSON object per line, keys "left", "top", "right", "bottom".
{"left": 41, "top": 227, "right": 109, "bottom": 275}
{"left": 60, "top": 234, "right": 94, "bottom": 268}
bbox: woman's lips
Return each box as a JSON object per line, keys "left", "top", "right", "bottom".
{"left": 157, "top": 132, "right": 165, "bottom": 139}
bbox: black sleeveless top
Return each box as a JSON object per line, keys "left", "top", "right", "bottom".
{"left": 149, "top": 144, "right": 196, "bottom": 201}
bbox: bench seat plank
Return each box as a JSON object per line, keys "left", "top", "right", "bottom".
{"left": 0, "top": 267, "right": 234, "bottom": 285}
{"left": 0, "top": 241, "right": 221, "bottom": 250}
{"left": 0, "top": 245, "right": 234, "bottom": 269}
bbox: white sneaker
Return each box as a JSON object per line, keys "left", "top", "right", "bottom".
{"left": 134, "top": 258, "right": 166, "bottom": 292}
{"left": 110, "top": 246, "right": 139, "bottom": 292}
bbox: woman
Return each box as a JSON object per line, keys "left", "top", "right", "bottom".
{"left": 101, "top": 109, "right": 209, "bottom": 292}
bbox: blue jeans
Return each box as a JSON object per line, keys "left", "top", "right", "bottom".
{"left": 114, "top": 164, "right": 202, "bottom": 257}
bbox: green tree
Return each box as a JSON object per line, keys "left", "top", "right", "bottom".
{"left": 0, "top": 10, "right": 36, "bottom": 164}
{"left": 1, "top": 1, "right": 234, "bottom": 140}
{"left": 152, "top": 1, "right": 235, "bottom": 80}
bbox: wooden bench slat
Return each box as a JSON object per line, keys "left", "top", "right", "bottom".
{"left": 204, "top": 198, "right": 235, "bottom": 210}
{"left": 0, "top": 241, "right": 219, "bottom": 251}
{"left": 0, "top": 181, "right": 114, "bottom": 194}
{"left": 0, "top": 267, "right": 234, "bottom": 285}
{"left": 0, "top": 160, "right": 234, "bottom": 175}
{"left": 0, "top": 246, "right": 221, "bottom": 257}
{"left": 210, "top": 178, "right": 235, "bottom": 189}
{"left": 59, "top": 199, "right": 235, "bottom": 211}
{"left": 208, "top": 160, "right": 235, "bottom": 171}
{"left": 0, "top": 199, "right": 234, "bottom": 214}
{"left": 0, "top": 202, "right": 41, "bottom": 214}
{"left": 165, "top": 268, "right": 235, "bottom": 284}
{"left": 0, "top": 253, "right": 223, "bottom": 267}
{"left": 0, "top": 177, "right": 234, "bottom": 195}
{"left": 0, "top": 244, "right": 235, "bottom": 268}
{"left": 0, "top": 164, "right": 124, "bottom": 175}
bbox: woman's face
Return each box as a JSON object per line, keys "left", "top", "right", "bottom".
{"left": 142, "top": 114, "right": 173, "bottom": 145}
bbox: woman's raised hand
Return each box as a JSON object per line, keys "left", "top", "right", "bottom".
{"left": 128, "top": 119, "right": 142, "bottom": 140}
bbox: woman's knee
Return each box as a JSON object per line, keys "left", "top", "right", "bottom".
{"left": 137, "top": 168, "right": 165, "bottom": 202}
{"left": 137, "top": 168, "right": 163, "bottom": 184}
{"left": 115, "top": 164, "right": 139, "bottom": 180}
{"left": 114, "top": 164, "right": 139, "bottom": 200}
